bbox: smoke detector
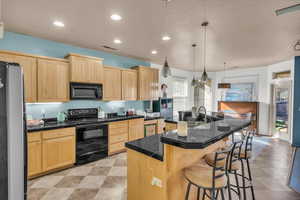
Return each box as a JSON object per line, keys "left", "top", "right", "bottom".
{"left": 295, "top": 40, "right": 300, "bottom": 51}
{"left": 0, "top": 22, "right": 4, "bottom": 39}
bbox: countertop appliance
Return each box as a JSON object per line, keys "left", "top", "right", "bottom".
{"left": 153, "top": 98, "right": 173, "bottom": 120}
{"left": 70, "top": 82, "right": 102, "bottom": 100}
{"left": 0, "top": 62, "right": 27, "bottom": 200}
{"left": 68, "top": 108, "right": 108, "bottom": 165}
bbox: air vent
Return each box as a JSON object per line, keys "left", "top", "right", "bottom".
{"left": 101, "top": 45, "right": 119, "bottom": 51}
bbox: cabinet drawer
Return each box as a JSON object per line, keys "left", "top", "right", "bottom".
{"left": 109, "top": 120, "right": 128, "bottom": 129}
{"left": 109, "top": 142, "right": 125, "bottom": 154}
{"left": 109, "top": 126, "right": 128, "bottom": 136}
{"left": 42, "top": 128, "right": 75, "bottom": 140}
{"left": 28, "top": 132, "right": 41, "bottom": 142}
{"left": 110, "top": 134, "right": 128, "bottom": 144}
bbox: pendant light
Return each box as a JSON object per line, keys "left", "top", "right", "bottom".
{"left": 218, "top": 62, "right": 231, "bottom": 89}
{"left": 191, "top": 44, "right": 197, "bottom": 86}
{"left": 200, "top": 21, "right": 209, "bottom": 83}
{"left": 162, "top": 57, "right": 172, "bottom": 78}
{"left": 161, "top": 0, "right": 172, "bottom": 78}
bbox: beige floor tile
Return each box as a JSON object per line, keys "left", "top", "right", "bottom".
{"left": 31, "top": 176, "right": 64, "bottom": 188}
{"left": 88, "top": 167, "right": 111, "bottom": 176}
{"left": 27, "top": 188, "right": 49, "bottom": 200}
{"left": 68, "top": 188, "right": 99, "bottom": 200}
{"left": 108, "top": 167, "right": 127, "bottom": 177}
{"left": 67, "top": 166, "right": 93, "bottom": 176}
{"left": 95, "top": 158, "right": 116, "bottom": 167}
{"left": 55, "top": 176, "right": 84, "bottom": 188}
{"left": 41, "top": 188, "right": 74, "bottom": 200}
{"left": 94, "top": 188, "right": 124, "bottom": 200}
{"left": 77, "top": 176, "right": 106, "bottom": 189}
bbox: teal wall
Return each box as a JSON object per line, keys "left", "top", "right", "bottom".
{"left": 0, "top": 32, "right": 150, "bottom": 68}
{"left": 293, "top": 56, "right": 300, "bottom": 147}
{"left": 0, "top": 31, "right": 151, "bottom": 119}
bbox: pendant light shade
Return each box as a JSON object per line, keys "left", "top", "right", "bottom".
{"left": 218, "top": 62, "right": 231, "bottom": 89}
{"left": 162, "top": 57, "right": 172, "bottom": 78}
{"left": 201, "top": 68, "right": 208, "bottom": 82}
{"left": 200, "top": 21, "right": 209, "bottom": 84}
{"left": 191, "top": 44, "right": 197, "bottom": 86}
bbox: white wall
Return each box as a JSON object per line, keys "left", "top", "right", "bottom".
{"left": 212, "top": 59, "right": 294, "bottom": 135}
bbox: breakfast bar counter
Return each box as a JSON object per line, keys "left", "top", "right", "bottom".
{"left": 125, "top": 118, "right": 250, "bottom": 200}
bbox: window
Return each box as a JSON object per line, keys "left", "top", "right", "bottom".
{"left": 223, "top": 82, "right": 255, "bottom": 101}
{"left": 172, "top": 77, "right": 189, "bottom": 118}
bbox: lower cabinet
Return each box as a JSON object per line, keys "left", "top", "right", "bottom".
{"left": 27, "top": 127, "right": 76, "bottom": 178}
{"left": 165, "top": 122, "right": 177, "bottom": 132}
{"left": 109, "top": 121, "right": 129, "bottom": 155}
{"left": 128, "top": 118, "right": 144, "bottom": 141}
{"left": 156, "top": 119, "right": 165, "bottom": 134}
{"left": 28, "top": 132, "right": 42, "bottom": 177}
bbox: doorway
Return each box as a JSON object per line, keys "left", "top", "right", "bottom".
{"left": 271, "top": 80, "right": 292, "bottom": 141}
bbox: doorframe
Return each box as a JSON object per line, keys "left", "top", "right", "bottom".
{"left": 269, "top": 79, "right": 292, "bottom": 141}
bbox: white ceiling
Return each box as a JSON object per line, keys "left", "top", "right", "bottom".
{"left": 2, "top": 0, "right": 300, "bottom": 71}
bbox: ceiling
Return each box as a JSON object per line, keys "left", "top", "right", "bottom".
{"left": 2, "top": 0, "right": 300, "bottom": 71}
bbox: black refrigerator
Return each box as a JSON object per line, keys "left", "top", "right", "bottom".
{"left": 0, "top": 61, "right": 27, "bottom": 200}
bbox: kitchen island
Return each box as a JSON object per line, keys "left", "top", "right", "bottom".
{"left": 125, "top": 117, "right": 251, "bottom": 200}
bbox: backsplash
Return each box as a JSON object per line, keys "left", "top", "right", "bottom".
{"left": 26, "top": 100, "right": 150, "bottom": 119}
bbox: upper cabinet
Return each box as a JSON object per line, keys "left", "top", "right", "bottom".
{"left": 132, "top": 66, "right": 160, "bottom": 101}
{"left": 37, "top": 58, "right": 69, "bottom": 102}
{"left": 103, "top": 66, "right": 122, "bottom": 101}
{"left": 66, "top": 53, "right": 103, "bottom": 84}
{"left": 0, "top": 51, "right": 37, "bottom": 102}
{"left": 121, "top": 69, "right": 138, "bottom": 100}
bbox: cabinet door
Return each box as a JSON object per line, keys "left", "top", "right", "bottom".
{"left": 152, "top": 69, "right": 160, "bottom": 100}
{"left": 156, "top": 119, "right": 165, "bottom": 134}
{"left": 138, "top": 68, "right": 152, "bottom": 100}
{"left": 0, "top": 52, "right": 37, "bottom": 102}
{"left": 27, "top": 132, "right": 42, "bottom": 177}
{"left": 69, "top": 55, "right": 103, "bottom": 84}
{"left": 37, "top": 59, "right": 69, "bottom": 102}
{"left": 128, "top": 118, "right": 144, "bottom": 141}
{"left": 103, "top": 67, "right": 122, "bottom": 100}
{"left": 122, "top": 70, "right": 137, "bottom": 100}
{"left": 42, "top": 135, "right": 75, "bottom": 171}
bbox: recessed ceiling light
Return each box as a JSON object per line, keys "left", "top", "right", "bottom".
{"left": 111, "top": 14, "right": 122, "bottom": 21}
{"left": 53, "top": 21, "right": 65, "bottom": 27}
{"left": 162, "top": 35, "right": 171, "bottom": 41}
{"left": 151, "top": 50, "right": 158, "bottom": 54}
{"left": 114, "top": 39, "right": 122, "bottom": 44}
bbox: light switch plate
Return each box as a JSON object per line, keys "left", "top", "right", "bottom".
{"left": 151, "top": 177, "right": 162, "bottom": 188}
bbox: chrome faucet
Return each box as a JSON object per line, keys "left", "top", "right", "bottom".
{"left": 197, "top": 106, "right": 207, "bottom": 123}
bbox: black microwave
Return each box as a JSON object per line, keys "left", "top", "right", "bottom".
{"left": 70, "top": 82, "right": 103, "bottom": 100}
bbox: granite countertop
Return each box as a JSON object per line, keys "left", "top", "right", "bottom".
{"left": 125, "top": 134, "right": 164, "bottom": 161}
{"left": 125, "top": 117, "right": 251, "bottom": 161}
{"left": 160, "top": 118, "right": 251, "bottom": 149}
{"left": 27, "top": 115, "right": 145, "bottom": 132}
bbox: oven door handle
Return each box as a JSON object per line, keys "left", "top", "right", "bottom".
{"left": 76, "top": 123, "right": 108, "bottom": 129}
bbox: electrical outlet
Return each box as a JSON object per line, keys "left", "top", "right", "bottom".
{"left": 151, "top": 177, "right": 162, "bottom": 188}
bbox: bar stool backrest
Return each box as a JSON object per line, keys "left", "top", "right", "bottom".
{"left": 212, "top": 148, "right": 231, "bottom": 190}
{"left": 228, "top": 140, "right": 243, "bottom": 172}
{"left": 244, "top": 130, "right": 255, "bottom": 158}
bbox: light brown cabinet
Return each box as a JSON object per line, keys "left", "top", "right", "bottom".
{"left": 0, "top": 51, "right": 37, "bottom": 102}
{"left": 37, "top": 58, "right": 69, "bottom": 102}
{"left": 132, "top": 66, "right": 159, "bottom": 100}
{"left": 28, "top": 132, "right": 42, "bottom": 177}
{"left": 42, "top": 128, "right": 76, "bottom": 172}
{"left": 128, "top": 118, "right": 145, "bottom": 141}
{"left": 156, "top": 119, "right": 165, "bottom": 134}
{"left": 109, "top": 121, "right": 129, "bottom": 155}
{"left": 67, "top": 53, "right": 103, "bottom": 84}
{"left": 122, "top": 69, "right": 138, "bottom": 100}
{"left": 165, "top": 122, "right": 177, "bottom": 132}
{"left": 103, "top": 66, "right": 122, "bottom": 100}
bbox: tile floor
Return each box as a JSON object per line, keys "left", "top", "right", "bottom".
{"left": 27, "top": 137, "right": 300, "bottom": 200}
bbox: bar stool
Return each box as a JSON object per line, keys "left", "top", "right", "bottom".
{"left": 184, "top": 141, "right": 243, "bottom": 200}
{"left": 238, "top": 130, "right": 256, "bottom": 200}
{"left": 204, "top": 141, "right": 244, "bottom": 199}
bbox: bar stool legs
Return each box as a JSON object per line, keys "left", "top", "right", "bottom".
{"left": 185, "top": 182, "right": 191, "bottom": 200}
{"left": 246, "top": 159, "right": 255, "bottom": 200}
